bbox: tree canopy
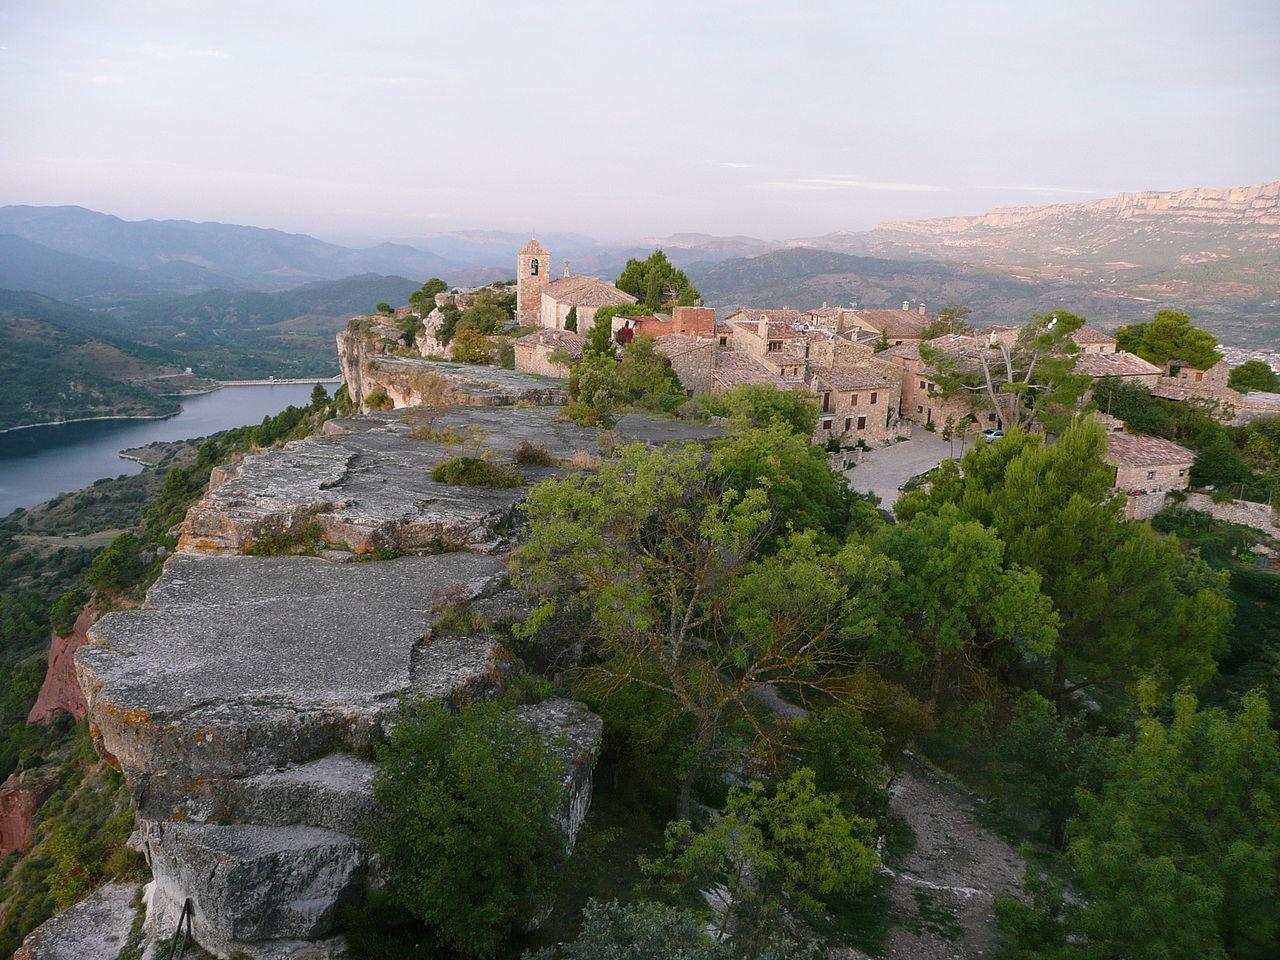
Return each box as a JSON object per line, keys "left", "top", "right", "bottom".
{"left": 1229, "top": 359, "right": 1280, "bottom": 393}
{"left": 1115, "top": 309, "right": 1222, "bottom": 370}
{"left": 616, "top": 250, "right": 701, "bottom": 310}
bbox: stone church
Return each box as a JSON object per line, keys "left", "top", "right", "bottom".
{"left": 516, "top": 239, "right": 636, "bottom": 330}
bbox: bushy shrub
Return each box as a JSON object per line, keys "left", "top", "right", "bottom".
{"left": 513, "top": 441, "right": 557, "bottom": 466}
{"left": 432, "top": 456, "right": 524, "bottom": 488}
{"left": 366, "top": 700, "right": 564, "bottom": 958}
{"left": 365, "top": 387, "right": 393, "bottom": 411}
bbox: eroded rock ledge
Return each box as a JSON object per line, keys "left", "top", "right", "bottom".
{"left": 68, "top": 364, "right": 718, "bottom": 959}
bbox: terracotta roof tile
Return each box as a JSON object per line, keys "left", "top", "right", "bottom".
{"left": 514, "top": 328, "right": 585, "bottom": 358}
{"left": 1076, "top": 351, "right": 1161, "bottom": 377}
{"left": 1105, "top": 432, "right": 1195, "bottom": 468}
{"left": 1072, "top": 324, "right": 1116, "bottom": 345}
{"left": 543, "top": 275, "right": 637, "bottom": 308}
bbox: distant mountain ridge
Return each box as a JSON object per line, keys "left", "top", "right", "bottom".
{"left": 0, "top": 205, "right": 456, "bottom": 298}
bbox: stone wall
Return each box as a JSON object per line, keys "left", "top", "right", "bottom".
{"left": 1114, "top": 460, "right": 1191, "bottom": 495}
{"left": 1182, "top": 492, "right": 1279, "bottom": 536}
{"left": 514, "top": 342, "right": 571, "bottom": 379}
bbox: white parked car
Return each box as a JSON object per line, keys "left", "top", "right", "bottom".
{"left": 981, "top": 428, "right": 1005, "bottom": 443}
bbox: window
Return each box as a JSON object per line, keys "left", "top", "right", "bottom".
{"left": 821, "top": 418, "right": 833, "bottom": 430}
{"left": 916, "top": 405, "right": 923, "bottom": 413}
{"left": 844, "top": 417, "right": 852, "bottom": 431}
{"left": 822, "top": 392, "right": 831, "bottom": 412}
{"left": 988, "top": 413, "right": 997, "bottom": 422}
{"left": 767, "top": 340, "right": 782, "bottom": 352}
{"left": 530, "top": 258, "right": 539, "bottom": 276}
{"left": 850, "top": 393, "right": 858, "bottom": 405}
{"left": 857, "top": 416, "right": 866, "bottom": 430}
{"left": 1178, "top": 469, "right": 1186, "bottom": 477}
{"left": 870, "top": 392, "right": 877, "bottom": 404}
{"left": 1194, "top": 371, "right": 1203, "bottom": 382}
{"left": 719, "top": 336, "right": 728, "bottom": 346}
{"left": 1147, "top": 470, "right": 1155, "bottom": 480}
{"left": 920, "top": 380, "right": 927, "bottom": 389}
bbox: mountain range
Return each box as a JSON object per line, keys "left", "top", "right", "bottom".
{"left": 1, "top": 180, "right": 1277, "bottom": 349}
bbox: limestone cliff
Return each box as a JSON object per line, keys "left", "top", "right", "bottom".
{"left": 27, "top": 601, "right": 103, "bottom": 724}
{"left": 60, "top": 357, "right": 716, "bottom": 959}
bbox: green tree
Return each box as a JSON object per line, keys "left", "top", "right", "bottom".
{"left": 564, "top": 305, "right": 578, "bottom": 333}
{"left": 570, "top": 336, "right": 684, "bottom": 422}
{"left": 456, "top": 294, "right": 509, "bottom": 338}
{"left": 899, "top": 422, "right": 1231, "bottom": 710}
{"left": 309, "top": 383, "right": 329, "bottom": 409}
{"left": 436, "top": 301, "right": 463, "bottom": 344}
{"left": 640, "top": 769, "right": 877, "bottom": 948}
{"left": 366, "top": 699, "right": 564, "bottom": 959}
{"left": 921, "top": 302, "right": 973, "bottom": 339}
{"left": 525, "top": 899, "right": 735, "bottom": 960}
{"left": 997, "top": 690, "right": 1280, "bottom": 960}
{"left": 1228, "top": 360, "right": 1280, "bottom": 393}
{"left": 697, "top": 384, "right": 819, "bottom": 437}
{"left": 1115, "top": 309, "right": 1222, "bottom": 370}
{"left": 997, "top": 692, "right": 1114, "bottom": 848}
{"left": 616, "top": 250, "right": 700, "bottom": 309}
{"left": 711, "top": 423, "right": 864, "bottom": 545}
{"left": 515, "top": 446, "right": 885, "bottom": 816}
{"left": 450, "top": 328, "right": 493, "bottom": 365}
{"left": 408, "top": 277, "right": 449, "bottom": 306}
{"left": 86, "top": 532, "right": 146, "bottom": 595}
{"left": 871, "top": 505, "right": 1058, "bottom": 704}
{"left": 376, "top": 301, "right": 393, "bottom": 315}
{"left": 583, "top": 303, "right": 651, "bottom": 356}
{"left": 920, "top": 312, "right": 1090, "bottom": 430}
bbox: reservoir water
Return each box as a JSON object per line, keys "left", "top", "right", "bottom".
{"left": 0, "top": 384, "right": 326, "bottom": 517}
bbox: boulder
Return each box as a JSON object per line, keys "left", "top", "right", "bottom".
{"left": 142, "top": 822, "right": 364, "bottom": 956}
{"left": 14, "top": 881, "right": 139, "bottom": 960}
{"left": 76, "top": 552, "right": 506, "bottom": 822}
{"left": 516, "top": 699, "right": 604, "bottom": 849}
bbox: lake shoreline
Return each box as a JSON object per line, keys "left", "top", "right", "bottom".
{"left": 0, "top": 412, "right": 176, "bottom": 436}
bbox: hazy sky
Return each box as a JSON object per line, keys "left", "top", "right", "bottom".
{"left": 2, "top": 0, "right": 1277, "bottom": 242}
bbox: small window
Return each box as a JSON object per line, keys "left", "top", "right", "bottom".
{"left": 849, "top": 393, "right": 858, "bottom": 405}
{"left": 870, "top": 392, "right": 877, "bottom": 404}
{"left": 718, "top": 336, "right": 728, "bottom": 346}
{"left": 920, "top": 380, "right": 927, "bottom": 389}
{"left": 1178, "top": 468, "right": 1186, "bottom": 477}
{"left": 821, "top": 418, "right": 833, "bottom": 430}
{"left": 1147, "top": 470, "right": 1155, "bottom": 480}
{"left": 822, "top": 392, "right": 831, "bottom": 412}
{"left": 988, "top": 413, "right": 997, "bottom": 422}
{"left": 844, "top": 417, "right": 852, "bottom": 431}
{"left": 857, "top": 416, "right": 866, "bottom": 430}
{"left": 530, "top": 258, "right": 539, "bottom": 276}
{"left": 916, "top": 405, "right": 923, "bottom": 413}
{"left": 767, "top": 340, "right": 782, "bottom": 352}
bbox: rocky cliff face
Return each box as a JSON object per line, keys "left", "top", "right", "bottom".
{"left": 65, "top": 358, "right": 717, "bottom": 958}
{"left": 27, "top": 601, "right": 103, "bottom": 725}
{"left": 0, "top": 767, "right": 58, "bottom": 854}
{"left": 880, "top": 180, "right": 1280, "bottom": 236}
{"left": 336, "top": 319, "right": 567, "bottom": 412}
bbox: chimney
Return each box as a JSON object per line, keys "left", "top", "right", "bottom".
{"left": 902, "top": 300, "right": 910, "bottom": 311}
{"left": 919, "top": 303, "right": 926, "bottom": 315}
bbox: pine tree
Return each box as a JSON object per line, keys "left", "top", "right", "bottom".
{"left": 564, "top": 305, "right": 578, "bottom": 332}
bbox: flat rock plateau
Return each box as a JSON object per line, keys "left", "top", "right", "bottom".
{"left": 26, "top": 361, "right": 717, "bottom": 960}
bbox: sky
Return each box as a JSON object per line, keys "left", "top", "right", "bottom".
{"left": 1, "top": 0, "right": 1277, "bottom": 242}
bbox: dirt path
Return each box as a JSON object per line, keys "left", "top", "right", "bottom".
{"left": 873, "top": 759, "right": 1026, "bottom": 959}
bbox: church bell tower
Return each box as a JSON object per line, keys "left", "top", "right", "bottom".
{"left": 516, "top": 239, "right": 551, "bottom": 326}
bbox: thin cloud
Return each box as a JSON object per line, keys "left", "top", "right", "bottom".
{"left": 974, "top": 184, "right": 1116, "bottom": 195}
{"left": 760, "top": 176, "right": 946, "bottom": 193}
{"left": 718, "top": 161, "right": 754, "bottom": 169}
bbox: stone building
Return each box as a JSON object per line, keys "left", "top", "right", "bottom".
{"left": 1072, "top": 325, "right": 1117, "bottom": 354}
{"left": 1105, "top": 431, "right": 1195, "bottom": 499}
{"left": 619, "top": 306, "right": 716, "bottom": 340}
{"left": 1075, "top": 350, "right": 1163, "bottom": 385}
{"left": 878, "top": 336, "right": 1003, "bottom": 429}
{"left": 810, "top": 362, "right": 902, "bottom": 446}
{"left": 654, "top": 333, "right": 715, "bottom": 395}
{"left": 515, "top": 240, "right": 636, "bottom": 331}
{"left": 513, "top": 328, "right": 585, "bottom": 378}
{"left": 844, "top": 303, "right": 935, "bottom": 346}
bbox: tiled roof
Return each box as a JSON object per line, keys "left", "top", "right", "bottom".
{"left": 653, "top": 333, "right": 705, "bottom": 358}
{"left": 812, "top": 362, "right": 898, "bottom": 391}
{"left": 1104, "top": 432, "right": 1195, "bottom": 468}
{"left": 724, "top": 308, "right": 806, "bottom": 326}
{"left": 1075, "top": 351, "right": 1161, "bottom": 377}
{"left": 849, "top": 309, "right": 933, "bottom": 339}
{"left": 514, "top": 328, "right": 585, "bottom": 358}
{"left": 1072, "top": 324, "right": 1116, "bottom": 345}
{"left": 518, "top": 238, "right": 549, "bottom": 256}
{"left": 542, "top": 275, "right": 637, "bottom": 308}
{"left": 710, "top": 350, "right": 785, "bottom": 389}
